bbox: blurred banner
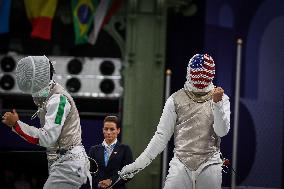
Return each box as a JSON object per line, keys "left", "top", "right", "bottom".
{"left": 88, "top": 0, "right": 111, "bottom": 44}
{"left": 72, "top": 0, "right": 99, "bottom": 44}
{"left": 88, "top": 0, "right": 123, "bottom": 44}
{"left": 24, "top": 0, "right": 58, "bottom": 40}
{"left": 71, "top": 0, "right": 123, "bottom": 45}
{"left": 0, "top": 0, "right": 12, "bottom": 34}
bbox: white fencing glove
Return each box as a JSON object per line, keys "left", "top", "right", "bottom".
{"left": 118, "top": 151, "right": 152, "bottom": 180}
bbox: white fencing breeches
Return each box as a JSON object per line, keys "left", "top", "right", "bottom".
{"left": 43, "top": 146, "right": 91, "bottom": 189}
{"left": 163, "top": 155, "right": 222, "bottom": 189}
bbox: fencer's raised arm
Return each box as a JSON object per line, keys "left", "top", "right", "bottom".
{"left": 212, "top": 94, "right": 230, "bottom": 137}
{"left": 12, "top": 94, "right": 71, "bottom": 147}
{"left": 119, "top": 96, "right": 177, "bottom": 179}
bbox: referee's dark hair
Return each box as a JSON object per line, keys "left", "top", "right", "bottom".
{"left": 104, "top": 116, "right": 120, "bottom": 128}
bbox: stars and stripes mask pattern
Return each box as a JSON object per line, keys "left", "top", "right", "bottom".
{"left": 186, "top": 54, "right": 215, "bottom": 92}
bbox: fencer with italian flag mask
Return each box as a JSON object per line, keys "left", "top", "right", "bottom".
{"left": 118, "top": 53, "right": 230, "bottom": 189}
{"left": 2, "top": 55, "right": 92, "bottom": 189}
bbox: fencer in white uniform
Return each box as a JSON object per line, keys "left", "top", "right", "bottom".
{"left": 118, "top": 54, "right": 230, "bottom": 189}
{"left": 1, "top": 56, "right": 91, "bottom": 189}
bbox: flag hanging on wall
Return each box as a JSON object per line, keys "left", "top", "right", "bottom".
{"left": 0, "top": 0, "right": 12, "bottom": 34}
{"left": 24, "top": 0, "right": 58, "bottom": 40}
{"left": 72, "top": 0, "right": 99, "bottom": 44}
{"left": 102, "top": 0, "right": 123, "bottom": 26}
{"left": 88, "top": 0, "right": 111, "bottom": 44}
{"left": 88, "top": 0, "right": 123, "bottom": 45}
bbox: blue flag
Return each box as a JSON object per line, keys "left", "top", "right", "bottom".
{"left": 0, "top": 0, "right": 12, "bottom": 34}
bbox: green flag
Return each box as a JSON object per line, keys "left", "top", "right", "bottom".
{"left": 72, "top": 0, "right": 99, "bottom": 44}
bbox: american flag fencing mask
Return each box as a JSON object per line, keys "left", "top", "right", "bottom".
{"left": 186, "top": 54, "right": 215, "bottom": 91}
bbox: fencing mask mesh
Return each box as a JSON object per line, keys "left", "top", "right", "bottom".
{"left": 16, "top": 56, "right": 50, "bottom": 94}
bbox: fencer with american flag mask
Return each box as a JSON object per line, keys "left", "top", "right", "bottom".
{"left": 118, "top": 54, "right": 230, "bottom": 189}
{"left": 1, "top": 56, "right": 92, "bottom": 189}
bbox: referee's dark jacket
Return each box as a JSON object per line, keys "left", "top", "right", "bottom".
{"left": 89, "top": 141, "right": 133, "bottom": 189}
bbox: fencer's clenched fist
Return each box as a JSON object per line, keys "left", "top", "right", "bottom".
{"left": 2, "top": 109, "right": 19, "bottom": 128}
{"left": 212, "top": 87, "right": 224, "bottom": 103}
